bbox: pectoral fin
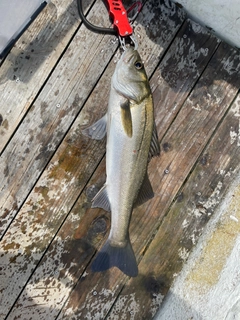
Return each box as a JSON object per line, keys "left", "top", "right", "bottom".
{"left": 82, "top": 114, "right": 107, "bottom": 140}
{"left": 91, "top": 184, "right": 111, "bottom": 212}
{"left": 134, "top": 172, "right": 154, "bottom": 207}
{"left": 148, "top": 121, "right": 160, "bottom": 161}
{"left": 120, "top": 99, "right": 132, "bottom": 138}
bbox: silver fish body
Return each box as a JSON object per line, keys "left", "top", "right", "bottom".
{"left": 82, "top": 47, "right": 160, "bottom": 277}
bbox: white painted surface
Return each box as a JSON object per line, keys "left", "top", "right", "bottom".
{"left": 171, "top": 0, "right": 240, "bottom": 48}
{"left": 0, "top": 0, "right": 48, "bottom": 56}
{"left": 154, "top": 172, "right": 240, "bottom": 320}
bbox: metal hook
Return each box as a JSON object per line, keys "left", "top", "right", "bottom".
{"left": 130, "top": 34, "right": 138, "bottom": 50}
{"left": 119, "top": 34, "right": 138, "bottom": 51}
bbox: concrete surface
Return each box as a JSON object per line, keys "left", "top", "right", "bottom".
{"left": 172, "top": 0, "right": 240, "bottom": 49}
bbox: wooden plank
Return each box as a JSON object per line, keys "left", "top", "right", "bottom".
{"left": 55, "top": 22, "right": 222, "bottom": 319}
{"left": 0, "top": 1, "right": 120, "bottom": 316}
{"left": 0, "top": 0, "right": 118, "bottom": 237}
{"left": 155, "top": 161, "right": 240, "bottom": 317}
{"left": 0, "top": 0, "right": 94, "bottom": 152}
{"left": 148, "top": 97, "right": 240, "bottom": 320}
{"left": 105, "top": 43, "right": 240, "bottom": 319}
{"left": 151, "top": 19, "right": 221, "bottom": 140}
{"left": 1, "top": 0, "right": 185, "bottom": 318}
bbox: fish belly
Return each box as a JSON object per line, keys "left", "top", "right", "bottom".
{"left": 106, "top": 93, "right": 153, "bottom": 246}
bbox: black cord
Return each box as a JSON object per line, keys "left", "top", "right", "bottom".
{"left": 77, "top": 0, "right": 117, "bottom": 36}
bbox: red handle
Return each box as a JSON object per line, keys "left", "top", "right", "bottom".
{"left": 106, "top": 0, "right": 133, "bottom": 37}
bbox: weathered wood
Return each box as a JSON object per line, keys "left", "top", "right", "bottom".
{"left": 0, "top": 0, "right": 93, "bottom": 152}
{"left": 56, "top": 22, "right": 224, "bottom": 320}
{"left": 105, "top": 43, "right": 240, "bottom": 319}
{"left": 151, "top": 19, "right": 220, "bottom": 140}
{"left": 154, "top": 95, "right": 240, "bottom": 319}
{"left": 1, "top": 0, "right": 186, "bottom": 318}
{"left": 0, "top": 1, "right": 119, "bottom": 316}
{"left": 0, "top": 0, "right": 118, "bottom": 237}
{"left": 1, "top": 0, "right": 239, "bottom": 319}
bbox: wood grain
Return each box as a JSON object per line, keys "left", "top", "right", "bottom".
{"left": 0, "top": 1, "right": 119, "bottom": 316}
{"left": 57, "top": 22, "right": 225, "bottom": 320}
{"left": 0, "top": 0, "right": 94, "bottom": 152}
{"left": 0, "top": 0, "right": 117, "bottom": 238}
{"left": 106, "top": 43, "right": 240, "bottom": 320}
{"left": 1, "top": 0, "right": 239, "bottom": 319}
{"left": 1, "top": 0, "right": 185, "bottom": 318}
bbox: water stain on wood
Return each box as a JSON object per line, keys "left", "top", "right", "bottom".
{"left": 1, "top": 0, "right": 240, "bottom": 319}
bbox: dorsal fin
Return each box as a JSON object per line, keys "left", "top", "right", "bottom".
{"left": 134, "top": 172, "right": 154, "bottom": 207}
{"left": 148, "top": 121, "right": 160, "bottom": 161}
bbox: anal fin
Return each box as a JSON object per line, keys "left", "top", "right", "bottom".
{"left": 148, "top": 121, "right": 160, "bottom": 161}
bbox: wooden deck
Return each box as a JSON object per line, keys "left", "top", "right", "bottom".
{"left": 0, "top": 0, "right": 240, "bottom": 319}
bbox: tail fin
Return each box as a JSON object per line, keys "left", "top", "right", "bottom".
{"left": 92, "top": 239, "right": 138, "bottom": 277}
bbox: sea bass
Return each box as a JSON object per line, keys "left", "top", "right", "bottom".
{"left": 82, "top": 47, "right": 160, "bottom": 277}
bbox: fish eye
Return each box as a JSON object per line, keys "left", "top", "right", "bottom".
{"left": 134, "top": 61, "right": 143, "bottom": 70}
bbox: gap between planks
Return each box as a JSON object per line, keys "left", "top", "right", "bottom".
{"left": 0, "top": 0, "right": 186, "bottom": 318}
{"left": 0, "top": 0, "right": 185, "bottom": 318}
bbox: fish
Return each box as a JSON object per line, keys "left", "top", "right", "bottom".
{"left": 82, "top": 47, "right": 160, "bottom": 277}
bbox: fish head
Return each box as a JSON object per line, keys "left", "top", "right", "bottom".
{"left": 112, "top": 47, "right": 151, "bottom": 103}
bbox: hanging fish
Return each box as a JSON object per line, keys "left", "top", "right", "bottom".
{"left": 82, "top": 47, "right": 160, "bottom": 277}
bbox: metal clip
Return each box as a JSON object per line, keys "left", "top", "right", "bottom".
{"left": 119, "top": 34, "right": 138, "bottom": 50}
